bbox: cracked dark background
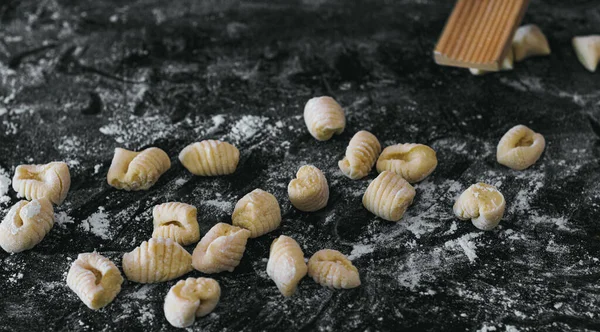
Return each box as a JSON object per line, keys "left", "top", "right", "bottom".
{"left": 1, "top": 0, "right": 600, "bottom": 331}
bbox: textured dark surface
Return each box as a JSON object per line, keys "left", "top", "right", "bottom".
{"left": 1, "top": 0, "right": 600, "bottom": 331}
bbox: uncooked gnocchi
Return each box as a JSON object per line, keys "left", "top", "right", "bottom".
{"left": 164, "top": 277, "right": 221, "bottom": 328}
{"left": 572, "top": 35, "right": 600, "bottom": 72}
{"left": 453, "top": 183, "right": 505, "bottom": 231}
{"left": 303, "top": 96, "right": 346, "bottom": 141}
{"left": 107, "top": 147, "right": 171, "bottom": 191}
{"left": 338, "top": 130, "right": 381, "bottom": 180}
{"left": 362, "top": 171, "right": 415, "bottom": 222}
{"left": 376, "top": 143, "right": 437, "bottom": 183}
{"left": 288, "top": 165, "right": 329, "bottom": 212}
{"left": 512, "top": 24, "right": 551, "bottom": 62}
{"left": 152, "top": 202, "right": 200, "bottom": 246}
{"left": 266, "top": 235, "right": 307, "bottom": 297}
{"left": 0, "top": 198, "right": 54, "bottom": 253}
{"left": 496, "top": 124, "right": 545, "bottom": 170}
{"left": 122, "top": 238, "right": 192, "bottom": 283}
{"left": 307, "top": 249, "right": 360, "bottom": 289}
{"left": 232, "top": 189, "right": 281, "bottom": 238}
{"left": 66, "top": 252, "right": 124, "bottom": 310}
{"left": 179, "top": 140, "right": 240, "bottom": 176}
{"left": 192, "top": 223, "right": 251, "bottom": 273}
{"left": 12, "top": 162, "right": 70, "bottom": 205}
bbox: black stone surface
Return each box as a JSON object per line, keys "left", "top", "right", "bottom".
{"left": 1, "top": 0, "right": 600, "bottom": 331}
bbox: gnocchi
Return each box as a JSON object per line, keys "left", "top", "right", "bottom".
{"left": 164, "top": 277, "right": 221, "bottom": 328}
{"left": 152, "top": 202, "right": 200, "bottom": 246}
{"left": 288, "top": 165, "right": 329, "bottom": 212}
{"left": 266, "top": 235, "right": 307, "bottom": 297}
{"left": 0, "top": 198, "right": 54, "bottom": 253}
{"left": 453, "top": 183, "right": 505, "bottom": 231}
{"left": 12, "top": 162, "right": 70, "bottom": 205}
{"left": 66, "top": 252, "right": 124, "bottom": 310}
{"left": 496, "top": 124, "right": 545, "bottom": 170}
{"left": 572, "top": 35, "right": 600, "bottom": 72}
{"left": 107, "top": 147, "right": 171, "bottom": 191}
{"left": 307, "top": 249, "right": 360, "bottom": 289}
{"left": 362, "top": 171, "right": 415, "bottom": 222}
{"left": 179, "top": 140, "right": 240, "bottom": 176}
{"left": 338, "top": 130, "right": 381, "bottom": 180}
{"left": 376, "top": 143, "right": 437, "bottom": 183}
{"left": 192, "top": 223, "right": 251, "bottom": 273}
{"left": 512, "top": 24, "right": 551, "bottom": 62}
{"left": 232, "top": 189, "right": 281, "bottom": 238}
{"left": 122, "top": 238, "right": 192, "bottom": 283}
{"left": 303, "top": 96, "right": 346, "bottom": 141}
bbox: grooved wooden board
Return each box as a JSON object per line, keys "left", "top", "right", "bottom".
{"left": 434, "top": 0, "right": 529, "bottom": 71}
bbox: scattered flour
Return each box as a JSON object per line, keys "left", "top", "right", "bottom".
{"left": 174, "top": 178, "right": 187, "bottom": 186}
{"left": 348, "top": 244, "right": 374, "bottom": 260}
{"left": 80, "top": 207, "right": 111, "bottom": 239}
{"left": 445, "top": 232, "right": 483, "bottom": 263}
{"left": 203, "top": 199, "right": 234, "bottom": 213}
{"left": 20, "top": 200, "right": 41, "bottom": 218}
{"left": 93, "top": 164, "right": 102, "bottom": 175}
{"left": 0, "top": 167, "right": 11, "bottom": 205}
{"left": 55, "top": 211, "right": 75, "bottom": 228}
{"left": 228, "top": 115, "right": 269, "bottom": 143}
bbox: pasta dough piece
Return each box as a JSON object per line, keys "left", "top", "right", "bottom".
{"left": 0, "top": 198, "right": 54, "bottom": 253}
{"left": 164, "top": 277, "right": 221, "bottom": 328}
{"left": 66, "top": 252, "right": 124, "bottom": 310}
{"left": 192, "top": 223, "right": 250, "bottom": 273}
{"left": 12, "top": 162, "right": 70, "bottom": 205}
{"left": 152, "top": 202, "right": 200, "bottom": 246}
{"left": 496, "top": 124, "right": 545, "bottom": 170}
{"left": 453, "top": 183, "right": 505, "bottom": 231}
{"left": 513, "top": 24, "right": 551, "bottom": 62}
{"left": 303, "top": 96, "right": 346, "bottom": 141}
{"left": 362, "top": 171, "right": 415, "bottom": 222}
{"left": 107, "top": 147, "right": 171, "bottom": 191}
{"left": 179, "top": 140, "right": 240, "bottom": 176}
{"left": 232, "top": 189, "right": 281, "bottom": 238}
{"left": 288, "top": 165, "right": 329, "bottom": 212}
{"left": 376, "top": 143, "right": 437, "bottom": 183}
{"left": 122, "top": 238, "right": 192, "bottom": 283}
{"left": 307, "top": 249, "right": 360, "bottom": 289}
{"left": 469, "top": 48, "right": 514, "bottom": 75}
{"left": 572, "top": 35, "right": 600, "bottom": 72}
{"left": 338, "top": 130, "right": 381, "bottom": 180}
{"left": 266, "top": 235, "right": 307, "bottom": 297}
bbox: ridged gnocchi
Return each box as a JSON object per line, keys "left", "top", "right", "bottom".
{"left": 572, "top": 35, "right": 600, "bottom": 72}
{"left": 496, "top": 125, "right": 545, "bottom": 170}
{"left": 339, "top": 130, "right": 381, "bottom": 180}
{"left": 164, "top": 277, "right": 221, "bottom": 328}
{"left": 362, "top": 171, "right": 415, "bottom": 222}
{"left": 66, "top": 252, "right": 124, "bottom": 310}
{"left": 12, "top": 162, "right": 70, "bottom": 205}
{"left": 453, "top": 183, "right": 505, "bottom": 231}
{"left": 303, "top": 96, "right": 346, "bottom": 141}
{"left": 107, "top": 147, "right": 171, "bottom": 191}
{"left": 152, "top": 202, "right": 200, "bottom": 246}
{"left": 0, "top": 198, "right": 54, "bottom": 253}
{"left": 288, "top": 165, "right": 329, "bottom": 212}
{"left": 376, "top": 143, "right": 438, "bottom": 183}
{"left": 513, "top": 24, "right": 551, "bottom": 62}
{"left": 179, "top": 140, "right": 240, "bottom": 176}
{"left": 192, "top": 223, "right": 251, "bottom": 273}
{"left": 307, "top": 249, "right": 360, "bottom": 289}
{"left": 122, "top": 238, "right": 192, "bottom": 283}
{"left": 266, "top": 235, "right": 307, "bottom": 297}
{"left": 232, "top": 189, "right": 281, "bottom": 238}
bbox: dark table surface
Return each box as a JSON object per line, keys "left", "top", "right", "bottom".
{"left": 1, "top": 0, "right": 600, "bottom": 331}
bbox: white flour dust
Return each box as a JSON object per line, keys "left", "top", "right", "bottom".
{"left": 80, "top": 207, "right": 111, "bottom": 239}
